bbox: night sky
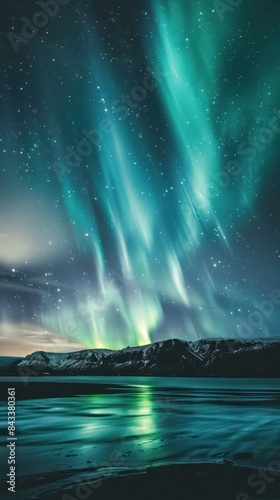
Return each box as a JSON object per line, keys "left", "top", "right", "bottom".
{"left": 1, "top": 0, "right": 280, "bottom": 355}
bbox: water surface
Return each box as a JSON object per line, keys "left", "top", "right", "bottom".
{"left": 0, "top": 377, "right": 279, "bottom": 498}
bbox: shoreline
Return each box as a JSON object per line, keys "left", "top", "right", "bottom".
{"left": 32, "top": 464, "right": 280, "bottom": 500}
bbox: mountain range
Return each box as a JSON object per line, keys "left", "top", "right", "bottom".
{"left": 1, "top": 338, "right": 280, "bottom": 377}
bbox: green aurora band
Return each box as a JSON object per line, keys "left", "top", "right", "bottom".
{"left": 1, "top": 0, "right": 280, "bottom": 353}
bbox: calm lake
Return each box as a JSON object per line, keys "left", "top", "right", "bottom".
{"left": 0, "top": 377, "right": 280, "bottom": 499}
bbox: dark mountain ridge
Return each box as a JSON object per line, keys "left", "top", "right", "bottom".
{"left": 1, "top": 338, "right": 280, "bottom": 377}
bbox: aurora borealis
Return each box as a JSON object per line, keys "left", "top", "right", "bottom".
{"left": 1, "top": 0, "right": 280, "bottom": 355}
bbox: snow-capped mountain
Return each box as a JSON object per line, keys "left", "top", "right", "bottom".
{"left": 1, "top": 338, "right": 280, "bottom": 377}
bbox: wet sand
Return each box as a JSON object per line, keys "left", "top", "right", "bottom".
{"left": 37, "top": 464, "right": 280, "bottom": 500}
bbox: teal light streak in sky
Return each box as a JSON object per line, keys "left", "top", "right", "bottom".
{"left": 2, "top": 0, "right": 280, "bottom": 355}
{"left": 41, "top": 0, "right": 280, "bottom": 349}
